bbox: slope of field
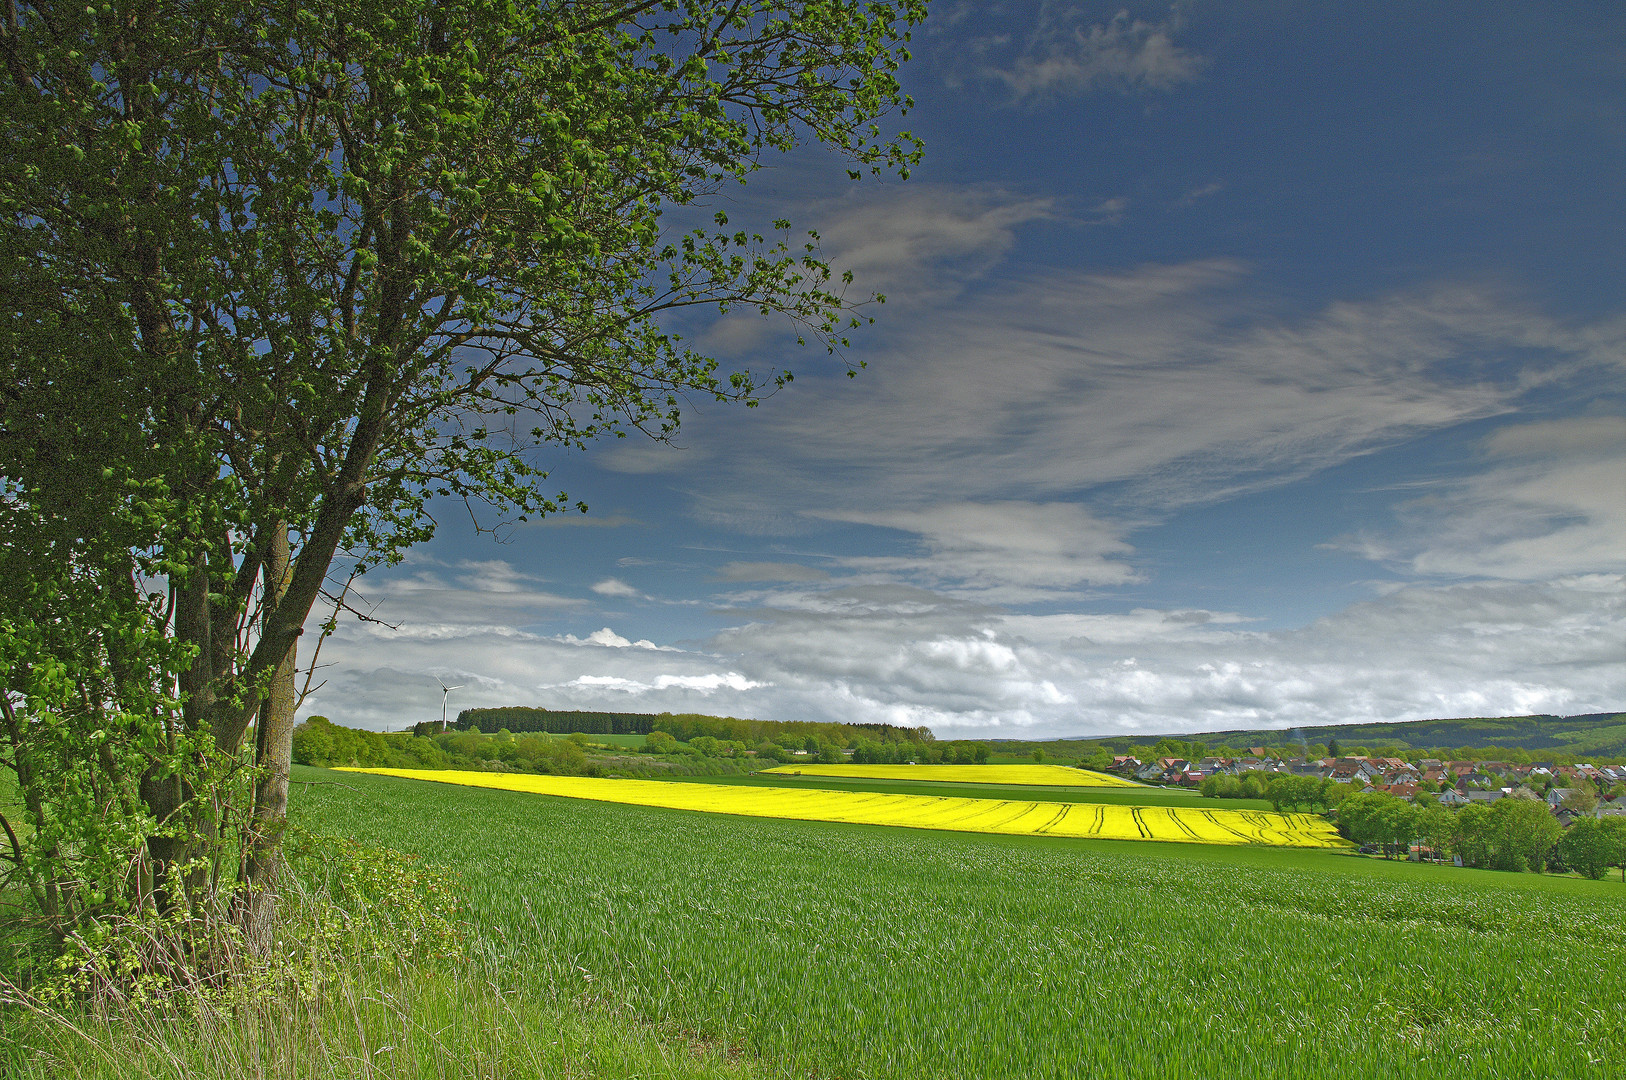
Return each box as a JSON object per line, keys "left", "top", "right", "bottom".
{"left": 294, "top": 766, "right": 1626, "bottom": 1079}
{"left": 760, "top": 763, "right": 1140, "bottom": 787}
{"left": 343, "top": 768, "right": 1343, "bottom": 847}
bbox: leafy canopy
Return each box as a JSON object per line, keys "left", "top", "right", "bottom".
{"left": 0, "top": 0, "right": 926, "bottom": 949}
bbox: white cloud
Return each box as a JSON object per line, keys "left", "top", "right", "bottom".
{"left": 981, "top": 7, "right": 1206, "bottom": 102}
{"left": 815, "top": 501, "right": 1139, "bottom": 594}
{"left": 299, "top": 551, "right": 1622, "bottom": 739}
{"left": 591, "top": 577, "right": 640, "bottom": 597}
{"left": 559, "top": 672, "right": 766, "bottom": 694}
{"left": 702, "top": 576, "right": 1624, "bottom": 737}
{"left": 553, "top": 627, "right": 673, "bottom": 650}
{"left": 342, "top": 559, "right": 579, "bottom": 628}
{"left": 1343, "top": 416, "right": 1626, "bottom": 580}
{"left": 453, "top": 559, "right": 542, "bottom": 594}
{"left": 297, "top": 611, "right": 763, "bottom": 729}
{"left": 802, "top": 185, "right": 1055, "bottom": 307}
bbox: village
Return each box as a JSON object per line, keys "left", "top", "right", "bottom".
{"left": 1106, "top": 752, "right": 1626, "bottom": 824}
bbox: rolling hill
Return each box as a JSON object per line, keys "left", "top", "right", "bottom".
{"left": 1084, "top": 713, "right": 1626, "bottom": 759}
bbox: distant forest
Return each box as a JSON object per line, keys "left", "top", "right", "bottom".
{"left": 1077, "top": 713, "right": 1626, "bottom": 760}
{"left": 452, "top": 707, "right": 1626, "bottom": 762}
{"left": 453, "top": 707, "right": 934, "bottom": 747}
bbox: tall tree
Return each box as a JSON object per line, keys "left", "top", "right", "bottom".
{"left": 1, "top": 0, "right": 924, "bottom": 946}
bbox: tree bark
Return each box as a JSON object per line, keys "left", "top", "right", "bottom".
{"left": 141, "top": 552, "right": 212, "bottom": 914}
{"left": 240, "top": 521, "right": 296, "bottom": 948}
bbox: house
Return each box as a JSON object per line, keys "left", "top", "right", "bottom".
{"left": 1382, "top": 782, "right": 1419, "bottom": 801}
{"left": 1435, "top": 789, "right": 1469, "bottom": 808}
{"left": 1465, "top": 790, "right": 1508, "bottom": 805}
{"left": 1330, "top": 759, "right": 1380, "bottom": 784}
{"left": 1159, "top": 761, "right": 1194, "bottom": 784}
{"left": 1546, "top": 788, "right": 1578, "bottom": 810}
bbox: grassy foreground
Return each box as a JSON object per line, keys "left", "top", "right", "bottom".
{"left": 289, "top": 766, "right": 1621, "bottom": 1078}
{"left": 3, "top": 964, "right": 764, "bottom": 1080}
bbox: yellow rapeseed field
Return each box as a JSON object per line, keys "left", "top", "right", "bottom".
{"left": 342, "top": 769, "right": 1349, "bottom": 848}
{"left": 759, "top": 763, "right": 1141, "bottom": 787}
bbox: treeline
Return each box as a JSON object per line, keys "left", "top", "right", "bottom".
{"left": 294, "top": 716, "right": 597, "bottom": 776}
{"left": 1202, "top": 773, "right": 1339, "bottom": 810}
{"left": 1090, "top": 713, "right": 1626, "bottom": 762}
{"left": 293, "top": 717, "right": 822, "bottom": 779}
{"left": 454, "top": 707, "right": 658, "bottom": 735}
{"left": 455, "top": 707, "right": 933, "bottom": 747}
{"left": 1333, "top": 790, "right": 1626, "bottom": 879}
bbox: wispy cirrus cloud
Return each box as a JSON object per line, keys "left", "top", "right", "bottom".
{"left": 713, "top": 561, "right": 832, "bottom": 583}
{"left": 666, "top": 258, "right": 1619, "bottom": 535}
{"left": 802, "top": 184, "right": 1056, "bottom": 308}
{"left": 1341, "top": 416, "right": 1626, "bottom": 580}
{"left": 813, "top": 501, "right": 1140, "bottom": 596}
{"left": 979, "top": 5, "right": 1206, "bottom": 103}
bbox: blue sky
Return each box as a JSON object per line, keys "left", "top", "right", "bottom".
{"left": 304, "top": 2, "right": 1625, "bottom": 739}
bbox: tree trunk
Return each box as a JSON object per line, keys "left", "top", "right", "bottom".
{"left": 142, "top": 553, "right": 213, "bottom": 914}
{"left": 240, "top": 522, "right": 297, "bottom": 948}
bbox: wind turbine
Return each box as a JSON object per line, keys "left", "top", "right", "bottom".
{"left": 435, "top": 677, "right": 465, "bottom": 730}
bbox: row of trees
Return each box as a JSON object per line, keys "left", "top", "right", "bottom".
{"left": 1335, "top": 791, "right": 1626, "bottom": 878}
{"left": 456, "top": 707, "right": 935, "bottom": 748}
{"left": 851, "top": 739, "right": 992, "bottom": 764}
{"left": 1199, "top": 772, "right": 1348, "bottom": 811}
{"left": 455, "top": 708, "right": 666, "bottom": 736}
{"left": 294, "top": 717, "right": 594, "bottom": 776}
{"left": 1, "top": 0, "right": 927, "bottom": 956}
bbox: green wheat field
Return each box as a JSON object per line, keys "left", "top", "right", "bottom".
{"left": 284, "top": 765, "right": 1624, "bottom": 1079}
